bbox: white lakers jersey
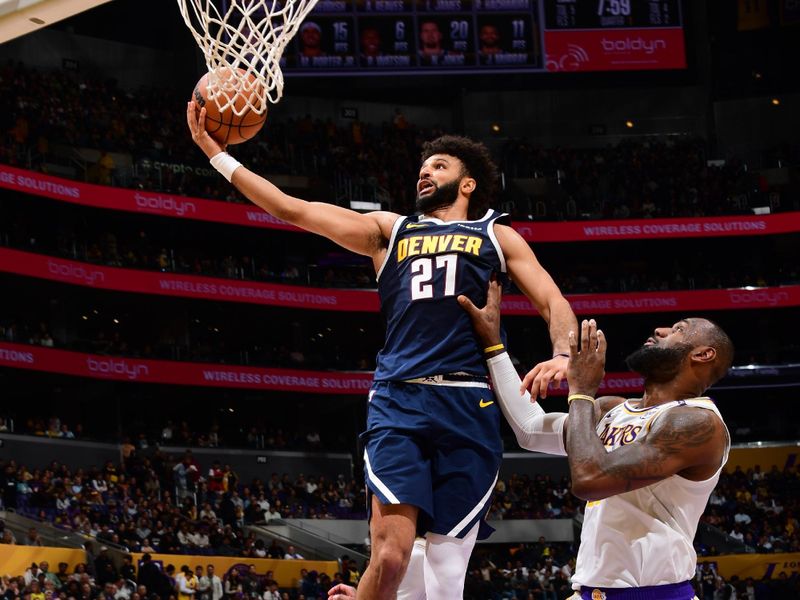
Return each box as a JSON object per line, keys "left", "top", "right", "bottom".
{"left": 571, "top": 397, "right": 730, "bottom": 590}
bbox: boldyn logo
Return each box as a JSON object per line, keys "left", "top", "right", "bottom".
{"left": 729, "top": 290, "right": 790, "bottom": 307}
{"left": 546, "top": 43, "right": 589, "bottom": 72}
{"left": 134, "top": 193, "right": 197, "bottom": 216}
{"left": 48, "top": 261, "right": 105, "bottom": 286}
{"left": 87, "top": 357, "right": 149, "bottom": 380}
{"left": 601, "top": 37, "right": 667, "bottom": 55}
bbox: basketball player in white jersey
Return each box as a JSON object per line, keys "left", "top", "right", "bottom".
{"left": 458, "top": 279, "right": 733, "bottom": 600}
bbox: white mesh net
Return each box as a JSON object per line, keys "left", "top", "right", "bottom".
{"left": 177, "top": 0, "right": 321, "bottom": 115}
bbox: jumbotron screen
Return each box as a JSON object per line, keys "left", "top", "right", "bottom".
{"left": 281, "top": 0, "right": 687, "bottom": 75}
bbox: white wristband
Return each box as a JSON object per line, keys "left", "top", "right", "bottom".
{"left": 209, "top": 152, "right": 242, "bottom": 183}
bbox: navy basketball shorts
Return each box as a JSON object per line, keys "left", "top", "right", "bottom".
{"left": 361, "top": 378, "right": 503, "bottom": 538}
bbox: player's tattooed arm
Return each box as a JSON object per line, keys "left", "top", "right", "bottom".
{"left": 568, "top": 404, "right": 723, "bottom": 500}
{"left": 594, "top": 396, "right": 625, "bottom": 423}
{"left": 565, "top": 320, "right": 726, "bottom": 500}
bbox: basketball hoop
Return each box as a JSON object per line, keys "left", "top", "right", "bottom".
{"left": 177, "top": 0, "right": 320, "bottom": 115}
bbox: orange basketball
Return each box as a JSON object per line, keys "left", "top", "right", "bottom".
{"left": 192, "top": 69, "right": 267, "bottom": 145}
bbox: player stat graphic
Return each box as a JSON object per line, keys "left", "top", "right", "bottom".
{"left": 280, "top": 0, "right": 686, "bottom": 75}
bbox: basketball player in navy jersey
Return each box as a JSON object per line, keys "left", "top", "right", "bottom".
{"left": 458, "top": 280, "right": 733, "bottom": 600}
{"left": 188, "top": 107, "right": 577, "bottom": 600}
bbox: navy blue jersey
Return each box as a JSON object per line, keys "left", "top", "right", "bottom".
{"left": 373, "top": 209, "right": 509, "bottom": 381}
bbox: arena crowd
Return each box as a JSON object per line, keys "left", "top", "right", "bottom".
{"left": 1, "top": 63, "right": 795, "bottom": 222}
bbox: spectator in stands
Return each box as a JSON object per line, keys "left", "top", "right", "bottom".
{"left": 39, "top": 563, "right": 60, "bottom": 589}
{"left": 54, "top": 563, "right": 71, "bottom": 587}
{"left": 137, "top": 554, "right": 163, "bottom": 598}
{"left": 262, "top": 581, "right": 280, "bottom": 600}
{"left": 536, "top": 557, "right": 559, "bottom": 600}
{"left": 202, "top": 565, "right": 223, "bottom": 600}
{"left": 120, "top": 556, "right": 136, "bottom": 583}
{"left": 729, "top": 524, "right": 745, "bottom": 542}
{"left": 266, "top": 540, "right": 285, "bottom": 559}
{"left": 733, "top": 504, "right": 752, "bottom": 526}
{"left": 2, "top": 576, "right": 23, "bottom": 599}
{"left": 299, "top": 570, "right": 322, "bottom": 599}
{"left": 23, "top": 527, "right": 42, "bottom": 546}
{"left": 223, "top": 570, "right": 243, "bottom": 599}
{"left": 113, "top": 577, "right": 132, "bottom": 600}
{"left": 208, "top": 462, "right": 225, "bottom": 494}
{"left": 23, "top": 564, "right": 40, "bottom": 586}
{"left": 27, "top": 580, "right": 44, "bottom": 600}
{"left": 243, "top": 565, "right": 261, "bottom": 599}
{"left": 176, "top": 565, "right": 198, "bottom": 600}
{"left": 95, "top": 547, "right": 118, "bottom": 585}
{"left": 195, "top": 567, "right": 209, "bottom": 600}
{"left": 265, "top": 504, "right": 282, "bottom": 522}
{"left": 173, "top": 453, "right": 199, "bottom": 500}
{"left": 697, "top": 562, "right": 717, "bottom": 600}
{"left": 284, "top": 545, "right": 304, "bottom": 560}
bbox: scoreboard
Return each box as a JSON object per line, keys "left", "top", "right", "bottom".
{"left": 281, "top": 0, "right": 687, "bottom": 75}
{"left": 545, "top": 0, "right": 681, "bottom": 29}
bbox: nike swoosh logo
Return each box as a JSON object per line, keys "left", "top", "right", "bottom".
{"left": 405, "top": 223, "right": 429, "bottom": 229}
{"left": 479, "top": 399, "right": 494, "bottom": 408}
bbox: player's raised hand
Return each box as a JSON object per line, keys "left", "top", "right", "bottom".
{"left": 567, "top": 319, "right": 606, "bottom": 398}
{"left": 327, "top": 584, "right": 357, "bottom": 599}
{"left": 520, "top": 354, "right": 568, "bottom": 400}
{"left": 186, "top": 100, "right": 226, "bottom": 159}
{"left": 457, "top": 278, "right": 503, "bottom": 349}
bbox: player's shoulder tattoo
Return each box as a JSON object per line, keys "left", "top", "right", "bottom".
{"left": 595, "top": 396, "right": 625, "bottom": 420}
{"left": 648, "top": 406, "right": 720, "bottom": 456}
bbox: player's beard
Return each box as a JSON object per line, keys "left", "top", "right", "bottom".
{"left": 416, "top": 179, "right": 460, "bottom": 214}
{"left": 625, "top": 342, "right": 693, "bottom": 384}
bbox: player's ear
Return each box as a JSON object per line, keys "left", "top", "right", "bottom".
{"left": 461, "top": 177, "right": 476, "bottom": 194}
{"left": 691, "top": 346, "right": 716, "bottom": 364}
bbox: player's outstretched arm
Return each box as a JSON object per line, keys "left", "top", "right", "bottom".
{"left": 494, "top": 224, "right": 578, "bottom": 399}
{"left": 458, "top": 279, "right": 567, "bottom": 455}
{"left": 187, "top": 101, "right": 398, "bottom": 259}
{"left": 565, "top": 320, "right": 727, "bottom": 501}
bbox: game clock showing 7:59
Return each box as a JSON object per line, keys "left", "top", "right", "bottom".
{"left": 545, "top": 0, "right": 681, "bottom": 29}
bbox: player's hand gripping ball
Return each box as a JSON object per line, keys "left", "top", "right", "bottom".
{"left": 192, "top": 68, "right": 267, "bottom": 145}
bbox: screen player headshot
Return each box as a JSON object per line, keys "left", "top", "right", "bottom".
{"left": 300, "top": 21, "right": 326, "bottom": 57}
{"left": 418, "top": 20, "right": 445, "bottom": 64}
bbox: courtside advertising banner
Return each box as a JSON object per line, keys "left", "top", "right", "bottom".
{"left": 2, "top": 248, "right": 800, "bottom": 314}
{"left": 0, "top": 248, "right": 379, "bottom": 312}
{"left": 2, "top": 165, "right": 799, "bottom": 242}
{"left": 0, "top": 342, "right": 643, "bottom": 395}
{"left": 0, "top": 164, "right": 300, "bottom": 231}
{"left": 698, "top": 552, "right": 800, "bottom": 581}
{"left": 130, "top": 553, "right": 337, "bottom": 588}
{"left": 726, "top": 445, "right": 799, "bottom": 472}
{"left": 0, "top": 546, "right": 87, "bottom": 574}
{"left": 543, "top": 28, "right": 687, "bottom": 72}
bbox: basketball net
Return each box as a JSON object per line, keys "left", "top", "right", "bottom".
{"left": 177, "top": 0, "right": 320, "bottom": 114}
